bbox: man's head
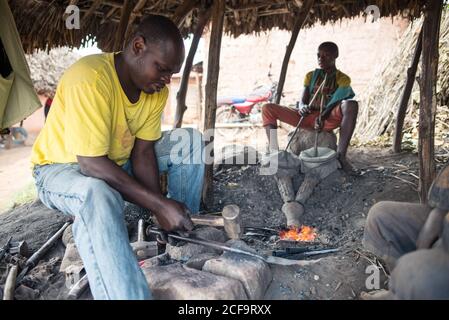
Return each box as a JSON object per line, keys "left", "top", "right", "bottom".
{"left": 124, "top": 15, "right": 185, "bottom": 94}
{"left": 317, "top": 42, "right": 338, "bottom": 70}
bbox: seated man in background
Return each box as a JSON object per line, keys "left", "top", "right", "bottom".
{"left": 362, "top": 163, "right": 449, "bottom": 299}
{"left": 262, "top": 42, "right": 358, "bottom": 172}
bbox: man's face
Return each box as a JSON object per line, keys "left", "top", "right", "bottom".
{"left": 317, "top": 48, "right": 336, "bottom": 70}
{"left": 130, "top": 38, "right": 185, "bottom": 94}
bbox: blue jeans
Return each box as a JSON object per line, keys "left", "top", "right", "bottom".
{"left": 33, "top": 128, "right": 205, "bottom": 300}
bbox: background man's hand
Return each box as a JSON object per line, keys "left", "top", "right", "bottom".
{"left": 416, "top": 208, "right": 447, "bottom": 249}
{"left": 155, "top": 199, "right": 194, "bottom": 232}
{"left": 298, "top": 104, "right": 311, "bottom": 117}
{"left": 314, "top": 117, "right": 324, "bottom": 131}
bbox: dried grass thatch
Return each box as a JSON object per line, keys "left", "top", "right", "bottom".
{"left": 26, "top": 47, "right": 81, "bottom": 95}
{"left": 9, "top": 0, "right": 428, "bottom": 53}
{"left": 355, "top": 9, "right": 449, "bottom": 148}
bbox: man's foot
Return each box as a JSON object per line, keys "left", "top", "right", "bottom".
{"left": 360, "top": 289, "right": 394, "bottom": 300}
{"left": 337, "top": 153, "right": 356, "bottom": 174}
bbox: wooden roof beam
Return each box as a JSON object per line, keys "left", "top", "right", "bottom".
{"left": 81, "top": 0, "right": 103, "bottom": 25}
{"left": 113, "top": 0, "right": 134, "bottom": 51}
{"left": 172, "top": 0, "right": 199, "bottom": 27}
{"left": 124, "top": 0, "right": 148, "bottom": 44}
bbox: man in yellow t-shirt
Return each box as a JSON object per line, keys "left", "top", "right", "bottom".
{"left": 31, "top": 15, "right": 204, "bottom": 300}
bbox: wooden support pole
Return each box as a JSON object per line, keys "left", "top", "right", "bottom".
{"left": 202, "top": 0, "right": 225, "bottom": 207}
{"left": 174, "top": 8, "right": 211, "bottom": 128}
{"left": 113, "top": 0, "right": 134, "bottom": 51}
{"left": 418, "top": 0, "right": 443, "bottom": 203}
{"left": 393, "top": 27, "right": 423, "bottom": 153}
{"left": 275, "top": 0, "right": 314, "bottom": 105}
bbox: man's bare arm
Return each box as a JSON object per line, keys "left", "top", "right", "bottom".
{"left": 301, "top": 86, "right": 310, "bottom": 106}
{"left": 77, "top": 155, "right": 192, "bottom": 231}
{"left": 131, "top": 138, "right": 161, "bottom": 195}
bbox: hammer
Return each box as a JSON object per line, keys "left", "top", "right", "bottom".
{"left": 190, "top": 205, "right": 243, "bottom": 239}
{"left": 130, "top": 219, "right": 158, "bottom": 260}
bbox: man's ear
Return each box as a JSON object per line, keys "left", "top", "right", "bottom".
{"left": 132, "top": 35, "right": 146, "bottom": 57}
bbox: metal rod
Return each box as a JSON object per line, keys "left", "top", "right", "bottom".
{"left": 147, "top": 228, "right": 266, "bottom": 261}
{"left": 137, "top": 219, "right": 145, "bottom": 242}
{"left": 16, "top": 222, "right": 71, "bottom": 285}
{"left": 314, "top": 74, "right": 327, "bottom": 157}
{"left": 285, "top": 79, "right": 327, "bottom": 152}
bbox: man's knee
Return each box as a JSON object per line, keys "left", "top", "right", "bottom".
{"left": 262, "top": 103, "right": 278, "bottom": 115}
{"left": 390, "top": 249, "right": 449, "bottom": 299}
{"left": 364, "top": 201, "right": 395, "bottom": 234}
{"left": 341, "top": 100, "right": 358, "bottom": 115}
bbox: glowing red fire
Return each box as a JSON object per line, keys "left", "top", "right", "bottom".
{"left": 279, "top": 225, "right": 317, "bottom": 242}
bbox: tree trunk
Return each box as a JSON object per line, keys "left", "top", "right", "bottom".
{"left": 393, "top": 27, "right": 423, "bottom": 153}
{"left": 174, "top": 9, "right": 211, "bottom": 128}
{"left": 202, "top": 0, "right": 225, "bottom": 207}
{"left": 275, "top": 0, "right": 314, "bottom": 105}
{"left": 418, "top": 0, "right": 443, "bottom": 203}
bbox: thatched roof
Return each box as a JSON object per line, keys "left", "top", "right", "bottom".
{"left": 10, "top": 0, "right": 428, "bottom": 53}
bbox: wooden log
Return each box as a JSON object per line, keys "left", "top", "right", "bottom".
{"left": 295, "top": 172, "right": 320, "bottom": 205}
{"left": 275, "top": 176, "right": 295, "bottom": 203}
{"left": 3, "top": 265, "right": 18, "bottom": 300}
{"left": 275, "top": 0, "right": 314, "bottom": 104}
{"left": 418, "top": 0, "right": 443, "bottom": 203}
{"left": 202, "top": 0, "right": 225, "bottom": 207}
{"left": 393, "top": 27, "right": 423, "bottom": 153}
{"left": 174, "top": 8, "right": 211, "bottom": 128}
{"left": 113, "top": 0, "right": 134, "bottom": 51}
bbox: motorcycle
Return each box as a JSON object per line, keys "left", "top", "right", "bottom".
{"left": 216, "top": 81, "right": 278, "bottom": 138}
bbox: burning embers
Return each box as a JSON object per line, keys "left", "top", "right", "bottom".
{"left": 279, "top": 225, "right": 317, "bottom": 242}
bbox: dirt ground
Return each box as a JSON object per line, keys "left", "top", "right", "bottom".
{"left": 0, "top": 126, "right": 447, "bottom": 300}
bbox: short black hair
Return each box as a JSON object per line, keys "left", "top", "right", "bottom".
{"left": 318, "top": 42, "right": 339, "bottom": 58}
{"left": 132, "top": 14, "right": 183, "bottom": 49}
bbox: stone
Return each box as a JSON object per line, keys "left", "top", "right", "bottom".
{"left": 140, "top": 253, "right": 170, "bottom": 268}
{"left": 59, "top": 243, "right": 83, "bottom": 273}
{"left": 185, "top": 253, "right": 218, "bottom": 270}
{"left": 281, "top": 201, "right": 304, "bottom": 227}
{"left": 143, "top": 263, "right": 248, "bottom": 300}
{"left": 202, "top": 240, "right": 272, "bottom": 300}
{"left": 166, "top": 227, "right": 226, "bottom": 262}
{"left": 62, "top": 224, "right": 74, "bottom": 247}
{"left": 14, "top": 285, "right": 40, "bottom": 300}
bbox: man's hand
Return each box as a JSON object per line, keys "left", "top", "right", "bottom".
{"left": 297, "top": 104, "right": 311, "bottom": 117}
{"left": 416, "top": 208, "right": 447, "bottom": 249}
{"left": 314, "top": 117, "right": 324, "bottom": 131}
{"left": 154, "top": 198, "right": 194, "bottom": 232}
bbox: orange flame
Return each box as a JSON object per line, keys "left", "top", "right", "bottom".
{"left": 279, "top": 225, "right": 317, "bottom": 242}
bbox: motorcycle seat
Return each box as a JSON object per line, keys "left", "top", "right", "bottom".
{"left": 246, "top": 92, "right": 271, "bottom": 103}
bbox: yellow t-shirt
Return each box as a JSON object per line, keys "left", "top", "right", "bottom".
{"left": 31, "top": 52, "right": 168, "bottom": 166}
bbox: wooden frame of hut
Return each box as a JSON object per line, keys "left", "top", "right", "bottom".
{"left": 8, "top": 0, "right": 445, "bottom": 204}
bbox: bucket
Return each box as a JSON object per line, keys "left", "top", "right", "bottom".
{"left": 299, "top": 147, "right": 338, "bottom": 176}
